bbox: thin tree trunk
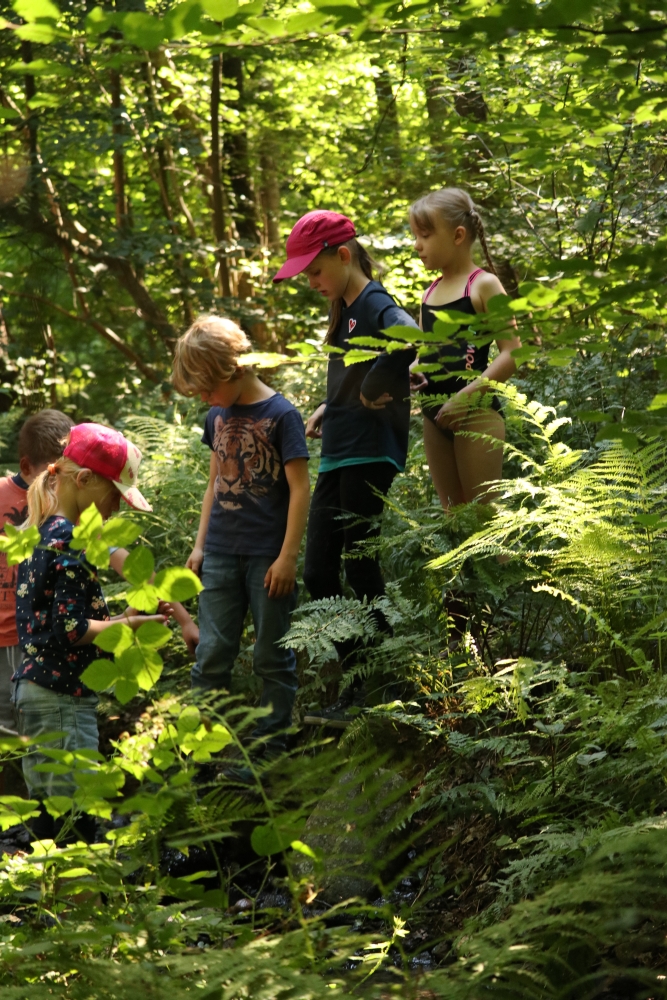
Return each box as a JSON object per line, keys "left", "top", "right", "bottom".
{"left": 371, "top": 57, "right": 401, "bottom": 165}
{"left": 110, "top": 69, "right": 128, "bottom": 230}
{"left": 21, "top": 40, "right": 39, "bottom": 219}
{"left": 210, "top": 54, "right": 232, "bottom": 297}
{"left": 260, "top": 135, "right": 280, "bottom": 250}
{"left": 223, "top": 55, "right": 259, "bottom": 244}
{"left": 41, "top": 323, "right": 57, "bottom": 406}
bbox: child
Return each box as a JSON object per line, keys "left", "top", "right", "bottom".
{"left": 409, "top": 188, "right": 521, "bottom": 510}
{"left": 272, "top": 210, "right": 419, "bottom": 725}
{"left": 0, "top": 409, "right": 73, "bottom": 738}
{"left": 14, "top": 422, "right": 165, "bottom": 842}
{"left": 172, "top": 316, "right": 310, "bottom": 754}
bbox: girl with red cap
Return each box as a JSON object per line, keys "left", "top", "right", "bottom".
{"left": 274, "top": 211, "right": 420, "bottom": 725}
{"left": 13, "top": 422, "right": 165, "bottom": 843}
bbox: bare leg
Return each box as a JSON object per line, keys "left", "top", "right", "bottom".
{"left": 423, "top": 417, "right": 464, "bottom": 511}
{"left": 454, "top": 409, "right": 506, "bottom": 504}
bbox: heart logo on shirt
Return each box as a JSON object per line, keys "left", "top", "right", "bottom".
{"left": 348, "top": 319, "right": 357, "bottom": 334}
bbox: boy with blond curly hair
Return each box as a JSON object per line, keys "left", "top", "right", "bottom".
{"left": 172, "top": 316, "right": 310, "bottom": 754}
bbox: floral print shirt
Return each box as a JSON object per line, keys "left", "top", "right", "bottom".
{"left": 14, "top": 515, "right": 111, "bottom": 696}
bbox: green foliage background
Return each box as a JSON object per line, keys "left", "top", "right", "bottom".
{"left": 0, "top": 0, "right": 667, "bottom": 997}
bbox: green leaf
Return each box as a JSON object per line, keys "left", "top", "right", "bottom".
{"left": 134, "top": 648, "right": 164, "bottom": 691}
{"left": 136, "top": 621, "right": 171, "bottom": 649}
{"left": 0, "top": 524, "right": 40, "bottom": 565}
{"left": 102, "top": 519, "right": 142, "bottom": 548}
{"left": 163, "top": 0, "right": 206, "bottom": 38}
{"left": 126, "top": 583, "right": 161, "bottom": 613}
{"left": 177, "top": 705, "right": 201, "bottom": 734}
{"left": 123, "top": 546, "right": 154, "bottom": 586}
{"left": 117, "top": 11, "right": 165, "bottom": 49}
{"left": 115, "top": 678, "right": 138, "bottom": 704}
{"left": 43, "top": 795, "right": 73, "bottom": 818}
{"left": 201, "top": 0, "right": 239, "bottom": 19}
{"left": 0, "top": 796, "right": 41, "bottom": 830}
{"left": 13, "top": 0, "right": 59, "bottom": 19}
{"left": 93, "top": 623, "right": 133, "bottom": 655}
{"left": 80, "top": 659, "right": 119, "bottom": 692}
{"left": 154, "top": 566, "right": 203, "bottom": 602}
{"left": 251, "top": 818, "right": 304, "bottom": 856}
{"left": 290, "top": 839, "right": 321, "bottom": 860}
{"left": 71, "top": 503, "right": 103, "bottom": 550}
{"left": 0, "top": 108, "right": 20, "bottom": 120}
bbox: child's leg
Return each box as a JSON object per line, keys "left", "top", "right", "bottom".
{"left": 0, "top": 645, "right": 19, "bottom": 736}
{"left": 338, "top": 462, "right": 396, "bottom": 605}
{"left": 303, "top": 470, "right": 346, "bottom": 600}
{"left": 245, "top": 555, "right": 298, "bottom": 750}
{"left": 454, "top": 409, "right": 505, "bottom": 504}
{"left": 423, "top": 417, "right": 464, "bottom": 511}
{"left": 14, "top": 679, "right": 98, "bottom": 841}
{"left": 191, "top": 553, "right": 248, "bottom": 691}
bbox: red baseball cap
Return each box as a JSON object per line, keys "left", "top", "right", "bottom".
{"left": 273, "top": 210, "right": 356, "bottom": 282}
{"left": 64, "top": 423, "right": 152, "bottom": 512}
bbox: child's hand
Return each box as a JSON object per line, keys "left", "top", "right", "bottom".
{"left": 409, "top": 364, "right": 428, "bottom": 392}
{"left": 125, "top": 614, "right": 168, "bottom": 631}
{"left": 264, "top": 554, "right": 297, "bottom": 599}
{"left": 435, "top": 394, "right": 470, "bottom": 432}
{"left": 306, "top": 403, "right": 326, "bottom": 439}
{"left": 360, "top": 391, "right": 393, "bottom": 410}
{"left": 181, "top": 620, "right": 200, "bottom": 657}
{"left": 186, "top": 546, "right": 205, "bottom": 576}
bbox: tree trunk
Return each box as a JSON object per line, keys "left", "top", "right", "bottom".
{"left": 21, "top": 40, "right": 39, "bottom": 219}
{"left": 222, "top": 55, "right": 259, "bottom": 245}
{"left": 371, "top": 58, "right": 401, "bottom": 165}
{"left": 259, "top": 134, "right": 280, "bottom": 250}
{"left": 110, "top": 69, "right": 128, "bottom": 230}
{"left": 210, "top": 53, "right": 232, "bottom": 298}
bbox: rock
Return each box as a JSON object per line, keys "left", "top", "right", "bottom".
{"left": 292, "top": 766, "right": 405, "bottom": 905}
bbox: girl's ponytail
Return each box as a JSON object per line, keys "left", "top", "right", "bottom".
{"left": 324, "top": 238, "right": 380, "bottom": 344}
{"left": 469, "top": 208, "right": 497, "bottom": 276}
{"left": 25, "top": 456, "right": 83, "bottom": 528}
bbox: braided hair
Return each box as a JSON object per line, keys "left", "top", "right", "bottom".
{"left": 409, "top": 187, "right": 497, "bottom": 275}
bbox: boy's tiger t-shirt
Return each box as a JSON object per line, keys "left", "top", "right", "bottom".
{"left": 202, "top": 392, "right": 309, "bottom": 557}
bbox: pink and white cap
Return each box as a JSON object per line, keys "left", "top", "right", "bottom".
{"left": 64, "top": 423, "right": 152, "bottom": 512}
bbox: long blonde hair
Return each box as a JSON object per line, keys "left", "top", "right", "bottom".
{"left": 26, "top": 456, "right": 104, "bottom": 528}
{"left": 409, "top": 187, "right": 497, "bottom": 275}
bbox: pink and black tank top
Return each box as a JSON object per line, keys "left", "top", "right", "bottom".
{"left": 419, "top": 268, "right": 501, "bottom": 420}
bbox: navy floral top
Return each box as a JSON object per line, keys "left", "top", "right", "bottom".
{"left": 14, "top": 515, "right": 111, "bottom": 696}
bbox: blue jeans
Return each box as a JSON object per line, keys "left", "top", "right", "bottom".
{"left": 13, "top": 680, "right": 99, "bottom": 799}
{"left": 192, "top": 553, "right": 298, "bottom": 747}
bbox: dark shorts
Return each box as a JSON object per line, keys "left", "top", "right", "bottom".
{"left": 421, "top": 379, "right": 503, "bottom": 440}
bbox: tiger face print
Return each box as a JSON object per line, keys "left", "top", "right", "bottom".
{"left": 212, "top": 415, "right": 281, "bottom": 510}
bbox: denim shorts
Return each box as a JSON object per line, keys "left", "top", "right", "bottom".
{"left": 13, "top": 680, "right": 99, "bottom": 799}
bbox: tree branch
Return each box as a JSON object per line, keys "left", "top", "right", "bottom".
{"left": 1, "top": 288, "right": 162, "bottom": 383}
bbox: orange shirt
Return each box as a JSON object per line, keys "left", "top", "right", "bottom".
{"left": 0, "top": 476, "right": 28, "bottom": 647}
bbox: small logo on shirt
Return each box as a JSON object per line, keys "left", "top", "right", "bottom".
{"left": 348, "top": 319, "right": 357, "bottom": 334}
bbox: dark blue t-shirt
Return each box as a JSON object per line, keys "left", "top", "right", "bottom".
{"left": 321, "top": 281, "right": 418, "bottom": 471}
{"left": 15, "top": 515, "right": 111, "bottom": 696}
{"left": 202, "top": 393, "right": 309, "bottom": 558}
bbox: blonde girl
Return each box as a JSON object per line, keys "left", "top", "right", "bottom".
{"left": 13, "top": 422, "right": 163, "bottom": 842}
{"left": 410, "top": 188, "right": 521, "bottom": 510}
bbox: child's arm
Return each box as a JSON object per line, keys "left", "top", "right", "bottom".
{"left": 264, "top": 457, "right": 310, "bottom": 600}
{"left": 186, "top": 452, "right": 216, "bottom": 577}
{"left": 74, "top": 613, "right": 167, "bottom": 645}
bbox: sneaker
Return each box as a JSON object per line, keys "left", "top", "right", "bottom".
{"left": 303, "top": 685, "right": 365, "bottom": 729}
